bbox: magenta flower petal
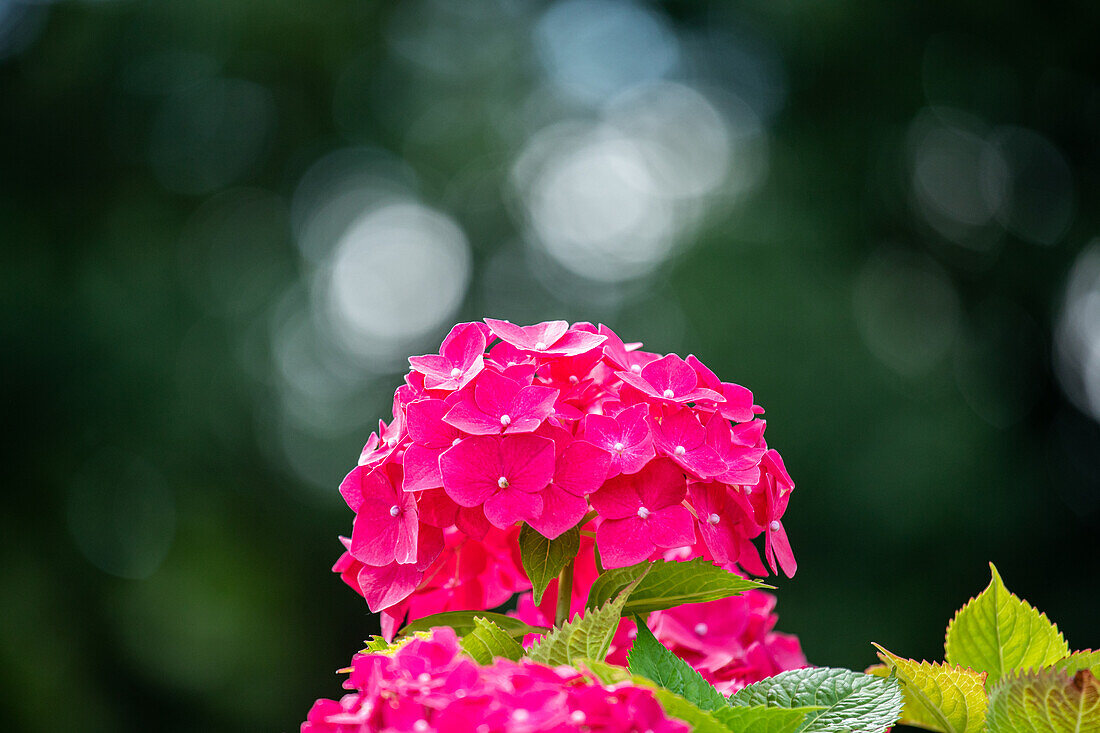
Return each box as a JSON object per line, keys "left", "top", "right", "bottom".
{"left": 526, "top": 483, "right": 588, "bottom": 539}
{"left": 552, "top": 440, "right": 611, "bottom": 497}
{"left": 406, "top": 398, "right": 460, "bottom": 447}
{"left": 597, "top": 517, "right": 656, "bottom": 568}
{"left": 484, "top": 486, "right": 545, "bottom": 528}
{"left": 357, "top": 561, "right": 423, "bottom": 612}
{"left": 439, "top": 436, "right": 504, "bottom": 507}
{"left": 581, "top": 404, "right": 654, "bottom": 478}
{"left": 401, "top": 443, "right": 445, "bottom": 492}
{"left": 766, "top": 520, "right": 797, "bottom": 577}
{"left": 497, "top": 433, "right": 556, "bottom": 493}
{"left": 652, "top": 410, "right": 727, "bottom": 479}
{"left": 408, "top": 322, "right": 486, "bottom": 390}
{"left": 647, "top": 505, "right": 695, "bottom": 549}
{"left": 635, "top": 458, "right": 689, "bottom": 509}
{"left": 484, "top": 318, "right": 605, "bottom": 356}
{"left": 350, "top": 475, "right": 419, "bottom": 566}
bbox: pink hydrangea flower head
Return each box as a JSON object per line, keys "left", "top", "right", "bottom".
{"left": 590, "top": 459, "right": 695, "bottom": 568}
{"left": 484, "top": 318, "right": 607, "bottom": 357}
{"left": 408, "top": 321, "right": 488, "bottom": 391}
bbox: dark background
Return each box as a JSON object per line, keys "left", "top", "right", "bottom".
{"left": 2, "top": 1, "right": 1098, "bottom": 730}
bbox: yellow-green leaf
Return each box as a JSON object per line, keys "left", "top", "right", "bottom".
{"left": 1046, "top": 650, "right": 1100, "bottom": 678}
{"left": 986, "top": 669, "right": 1100, "bottom": 733}
{"left": 459, "top": 617, "right": 523, "bottom": 664}
{"left": 944, "top": 563, "right": 1069, "bottom": 686}
{"left": 874, "top": 644, "right": 987, "bottom": 733}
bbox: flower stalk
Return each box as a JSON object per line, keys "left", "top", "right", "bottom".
{"left": 555, "top": 558, "right": 575, "bottom": 628}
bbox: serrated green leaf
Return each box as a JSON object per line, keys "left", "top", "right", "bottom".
{"left": 526, "top": 563, "right": 649, "bottom": 666}
{"left": 713, "top": 706, "right": 820, "bottom": 733}
{"left": 459, "top": 617, "right": 524, "bottom": 664}
{"left": 729, "top": 667, "right": 903, "bottom": 733}
{"left": 519, "top": 523, "right": 580, "bottom": 606}
{"left": 587, "top": 558, "right": 771, "bottom": 616}
{"left": 1046, "top": 650, "right": 1100, "bottom": 678}
{"left": 986, "top": 669, "right": 1100, "bottom": 733}
{"left": 399, "top": 611, "right": 547, "bottom": 639}
{"left": 576, "top": 659, "right": 731, "bottom": 733}
{"left": 944, "top": 563, "right": 1069, "bottom": 686}
{"left": 873, "top": 644, "right": 987, "bottom": 733}
{"left": 627, "top": 616, "right": 728, "bottom": 711}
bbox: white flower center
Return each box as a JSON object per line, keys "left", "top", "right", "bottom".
{"left": 512, "top": 709, "right": 530, "bottom": 722}
{"left": 413, "top": 720, "right": 429, "bottom": 732}
{"left": 498, "top": 476, "right": 510, "bottom": 489}
{"left": 694, "top": 623, "right": 708, "bottom": 636}
{"left": 637, "top": 506, "right": 650, "bottom": 520}
{"left": 449, "top": 367, "right": 461, "bottom": 378}
{"left": 570, "top": 710, "right": 586, "bottom": 724}
{"left": 769, "top": 520, "right": 781, "bottom": 532}
{"left": 674, "top": 445, "right": 686, "bottom": 456}
{"left": 569, "top": 375, "right": 579, "bottom": 384}
{"left": 452, "top": 437, "right": 462, "bottom": 446}
{"left": 630, "top": 364, "right": 642, "bottom": 373}
{"left": 417, "top": 672, "right": 431, "bottom": 683}
{"left": 662, "top": 388, "right": 675, "bottom": 399}
{"left": 613, "top": 442, "right": 625, "bottom": 452}
{"left": 534, "top": 341, "right": 547, "bottom": 351}
{"left": 743, "top": 486, "right": 753, "bottom": 495}
{"left": 389, "top": 505, "right": 401, "bottom": 518}
{"left": 707, "top": 513, "right": 720, "bottom": 525}
{"left": 500, "top": 414, "right": 512, "bottom": 426}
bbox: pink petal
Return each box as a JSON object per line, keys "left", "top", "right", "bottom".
{"left": 472, "top": 369, "right": 522, "bottom": 419}
{"left": 406, "top": 399, "right": 460, "bottom": 448}
{"left": 590, "top": 471, "right": 644, "bottom": 520}
{"left": 456, "top": 505, "right": 490, "bottom": 539}
{"left": 544, "top": 329, "right": 607, "bottom": 356}
{"left": 439, "top": 436, "right": 502, "bottom": 507}
{"left": 648, "top": 505, "right": 696, "bottom": 549}
{"left": 552, "top": 440, "right": 611, "bottom": 496}
{"left": 441, "top": 395, "right": 504, "bottom": 435}
{"left": 401, "top": 443, "right": 445, "bottom": 492}
{"left": 484, "top": 318, "right": 568, "bottom": 351}
{"left": 483, "top": 486, "right": 545, "bottom": 528}
{"left": 415, "top": 487, "right": 458, "bottom": 527}
{"left": 357, "top": 562, "right": 423, "bottom": 612}
{"left": 635, "top": 458, "right": 689, "bottom": 510}
{"left": 350, "top": 486, "right": 419, "bottom": 566}
{"left": 497, "top": 433, "right": 556, "bottom": 494}
{"left": 719, "top": 383, "right": 756, "bottom": 423}
{"left": 440, "top": 322, "right": 487, "bottom": 370}
{"left": 766, "top": 520, "right": 797, "bottom": 578}
{"left": 506, "top": 385, "right": 559, "bottom": 432}
{"left": 640, "top": 354, "right": 699, "bottom": 398}
{"left": 596, "top": 517, "right": 656, "bottom": 568}
{"left": 526, "top": 483, "right": 589, "bottom": 539}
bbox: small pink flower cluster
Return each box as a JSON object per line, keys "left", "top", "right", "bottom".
{"left": 334, "top": 320, "right": 796, "bottom": 636}
{"left": 301, "top": 627, "right": 689, "bottom": 733}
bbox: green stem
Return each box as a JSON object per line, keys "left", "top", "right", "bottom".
{"left": 555, "top": 558, "right": 575, "bottom": 628}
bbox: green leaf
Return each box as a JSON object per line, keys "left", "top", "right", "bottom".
{"left": 944, "top": 563, "right": 1069, "bottom": 686}
{"left": 526, "top": 562, "right": 649, "bottom": 666}
{"left": 729, "top": 667, "right": 903, "bottom": 733}
{"left": 986, "top": 669, "right": 1100, "bottom": 733}
{"left": 626, "top": 616, "right": 728, "bottom": 711}
{"left": 519, "top": 523, "right": 580, "bottom": 606}
{"left": 399, "top": 611, "right": 548, "bottom": 639}
{"left": 1046, "top": 650, "right": 1100, "bottom": 678}
{"left": 873, "top": 644, "right": 988, "bottom": 733}
{"left": 713, "top": 706, "right": 821, "bottom": 733}
{"left": 361, "top": 635, "right": 395, "bottom": 653}
{"left": 576, "top": 659, "right": 732, "bottom": 733}
{"left": 459, "top": 617, "right": 524, "bottom": 664}
{"left": 587, "top": 558, "right": 771, "bottom": 616}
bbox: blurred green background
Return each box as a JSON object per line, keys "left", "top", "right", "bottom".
{"left": 3, "top": 1, "right": 1099, "bottom": 730}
